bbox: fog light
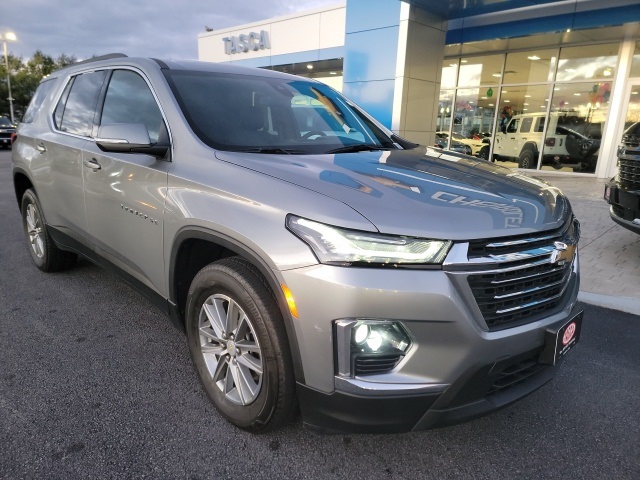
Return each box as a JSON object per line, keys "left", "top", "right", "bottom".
{"left": 354, "top": 324, "right": 369, "bottom": 344}
{"left": 335, "top": 320, "right": 412, "bottom": 377}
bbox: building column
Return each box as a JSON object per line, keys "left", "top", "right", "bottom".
{"left": 342, "top": 0, "right": 447, "bottom": 146}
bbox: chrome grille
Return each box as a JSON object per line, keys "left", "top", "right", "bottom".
{"left": 618, "top": 139, "right": 640, "bottom": 189}
{"left": 618, "top": 157, "right": 640, "bottom": 189}
{"left": 465, "top": 217, "right": 579, "bottom": 331}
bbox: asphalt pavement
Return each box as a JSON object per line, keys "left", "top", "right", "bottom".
{"left": 1, "top": 149, "right": 639, "bottom": 479}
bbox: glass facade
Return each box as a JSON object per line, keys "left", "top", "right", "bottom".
{"left": 439, "top": 42, "right": 621, "bottom": 174}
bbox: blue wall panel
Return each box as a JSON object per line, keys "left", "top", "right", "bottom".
{"left": 343, "top": 79, "right": 396, "bottom": 127}
{"left": 343, "top": 0, "right": 403, "bottom": 127}
{"left": 345, "top": 0, "right": 402, "bottom": 33}
{"left": 343, "top": 27, "right": 399, "bottom": 83}
{"left": 446, "top": 4, "right": 640, "bottom": 44}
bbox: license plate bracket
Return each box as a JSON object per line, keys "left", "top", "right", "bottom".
{"left": 539, "top": 311, "right": 583, "bottom": 365}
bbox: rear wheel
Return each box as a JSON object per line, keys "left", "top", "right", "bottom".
{"left": 185, "top": 257, "right": 296, "bottom": 432}
{"left": 21, "top": 189, "right": 77, "bottom": 272}
{"left": 518, "top": 149, "right": 537, "bottom": 169}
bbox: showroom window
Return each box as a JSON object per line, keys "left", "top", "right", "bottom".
{"left": 439, "top": 41, "right": 621, "bottom": 174}
{"left": 630, "top": 41, "right": 640, "bottom": 78}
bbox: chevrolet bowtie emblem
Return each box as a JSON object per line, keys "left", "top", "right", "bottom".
{"left": 550, "top": 241, "right": 575, "bottom": 265}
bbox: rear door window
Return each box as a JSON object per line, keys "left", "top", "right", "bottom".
{"left": 520, "top": 117, "right": 533, "bottom": 133}
{"left": 54, "top": 71, "right": 108, "bottom": 136}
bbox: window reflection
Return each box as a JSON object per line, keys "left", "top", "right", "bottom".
{"left": 436, "top": 90, "right": 453, "bottom": 133}
{"left": 439, "top": 34, "right": 622, "bottom": 174}
{"left": 491, "top": 85, "right": 549, "bottom": 169}
{"left": 441, "top": 61, "right": 458, "bottom": 89}
{"left": 102, "top": 70, "right": 166, "bottom": 143}
{"left": 505, "top": 49, "right": 557, "bottom": 84}
{"left": 630, "top": 41, "right": 640, "bottom": 78}
{"left": 542, "top": 82, "right": 610, "bottom": 173}
{"left": 55, "top": 71, "right": 108, "bottom": 136}
{"left": 556, "top": 44, "right": 618, "bottom": 81}
{"left": 458, "top": 54, "right": 504, "bottom": 87}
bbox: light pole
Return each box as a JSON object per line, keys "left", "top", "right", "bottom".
{"left": 1, "top": 32, "right": 17, "bottom": 124}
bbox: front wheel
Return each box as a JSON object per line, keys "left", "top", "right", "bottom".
{"left": 518, "top": 149, "right": 537, "bottom": 169}
{"left": 185, "top": 257, "right": 296, "bottom": 432}
{"left": 21, "top": 189, "right": 77, "bottom": 272}
{"left": 478, "top": 146, "right": 490, "bottom": 160}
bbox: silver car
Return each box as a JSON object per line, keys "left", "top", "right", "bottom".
{"left": 12, "top": 55, "right": 582, "bottom": 433}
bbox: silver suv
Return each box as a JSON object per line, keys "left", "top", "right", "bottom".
{"left": 12, "top": 55, "right": 583, "bottom": 434}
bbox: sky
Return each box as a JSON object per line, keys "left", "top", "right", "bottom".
{"left": 1, "top": 0, "right": 338, "bottom": 61}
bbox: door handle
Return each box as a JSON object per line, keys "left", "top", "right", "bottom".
{"left": 35, "top": 143, "right": 46, "bottom": 153}
{"left": 83, "top": 158, "right": 101, "bottom": 171}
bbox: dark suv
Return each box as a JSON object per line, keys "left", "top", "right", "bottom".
{"left": 0, "top": 116, "right": 16, "bottom": 148}
{"left": 605, "top": 122, "right": 640, "bottom": 233}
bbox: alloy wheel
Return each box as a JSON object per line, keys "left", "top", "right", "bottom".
{"left": 26, "top": 203, "right": 45, "bottom": 259}
{"left": 198, "top": 293, "right": 263, "bottom": 405}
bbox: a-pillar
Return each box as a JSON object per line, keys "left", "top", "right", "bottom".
{"left": 342, "top": 0, "right": 447, "bottom": 146}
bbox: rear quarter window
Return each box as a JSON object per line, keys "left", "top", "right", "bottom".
{"left": 22, "top": 79, "right": 56, "bottom": 124}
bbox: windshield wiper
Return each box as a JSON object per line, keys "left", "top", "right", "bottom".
{"left": 237, "top": 147, "right": 306, "bottom": 154}
{"left": 325, "top": 144, "right": 390, "bottom": 154}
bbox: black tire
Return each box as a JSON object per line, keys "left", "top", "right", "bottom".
{"left": 185, "top": 257, "right": 296, "bottom": 432}
{"left": 518, "top": 149, "right": 537, "bottom": 169}
{"left": 21, "top": 189, "right": 77, "bottom": 272}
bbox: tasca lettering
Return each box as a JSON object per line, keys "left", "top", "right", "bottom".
{"left": 223, "top": 31, "right": 270, "bottom": 54}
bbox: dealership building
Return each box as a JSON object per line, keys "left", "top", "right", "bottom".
{"left": 199, "top": 0, "right": 640, "bottom": 178}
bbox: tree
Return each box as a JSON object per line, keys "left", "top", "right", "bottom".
{"left": 0, "top": 50, "right": 77, "bottom": 121}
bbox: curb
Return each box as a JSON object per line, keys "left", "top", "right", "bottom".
{"left": 578, "top": 291, "right": 640, "bottom": 316}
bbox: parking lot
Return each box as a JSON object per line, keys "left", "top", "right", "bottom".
{"left": 1, "top": 149, "right": 639, "bottom": 479}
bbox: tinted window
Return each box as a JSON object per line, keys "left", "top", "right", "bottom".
{"left": 164, "top": 70, "right": 396, "bottom": 154}
{"left": 506, "top": 119, "right": 519, "bottom": 133}
{"left": 101, "top": 70, "right": 166, "bottom": 143}
{"left": 520, "top": 117, "right": 533, "bottom": 133}
{"left": 23, "top": 79, "right": 56, "bottom": 124}
{"left": 55, "top": 71, "right": 107, "bottom": 136}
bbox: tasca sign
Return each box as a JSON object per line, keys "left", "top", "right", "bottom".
{"left": 222, "top": 31, "right": 270, "bottom": 54}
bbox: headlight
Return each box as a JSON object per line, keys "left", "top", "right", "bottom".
{"left": 287, "top": 215, "right": 451, "bottom": 266}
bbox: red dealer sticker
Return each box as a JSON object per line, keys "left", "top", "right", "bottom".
{"left": 562, "top": 322, "right": 577, "bottom": 346}
{"left": 539, "top": 311, "right": 583, "bottom": 365}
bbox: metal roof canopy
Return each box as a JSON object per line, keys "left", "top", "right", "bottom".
{"left": 405, "top": 0, "right": 566, "bottom": 20}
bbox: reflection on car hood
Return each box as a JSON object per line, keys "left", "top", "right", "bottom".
{"left": 215, "top": 146, "right": 571, "bottom": 239}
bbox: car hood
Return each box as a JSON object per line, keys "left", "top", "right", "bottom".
{"left": 215, "top": 147, "right": 571, "bottom": 240}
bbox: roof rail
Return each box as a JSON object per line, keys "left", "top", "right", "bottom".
{"left": 73, "top": 53, "right": 128, "bottom": 66}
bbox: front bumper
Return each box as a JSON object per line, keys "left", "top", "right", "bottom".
{"left": 280, "top": 245, "right": 580, "bottom": 433}
{"left": 298, "top": 344, "right": 562, "bottom": 434}
{"left": 605, "top": 180, "right": 640, "bottom": 234}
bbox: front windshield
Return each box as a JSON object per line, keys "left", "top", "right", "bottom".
{"left": 163, "top": 70, "right": 400, "bottom": 154}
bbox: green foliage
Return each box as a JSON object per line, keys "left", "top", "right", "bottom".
{"left": 0, "top": 50, "right": 77, "bottom": 121}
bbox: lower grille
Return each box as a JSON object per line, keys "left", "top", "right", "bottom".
{"left": 354, "top": 354, "right": 403, "bottom": 376}
{"left": 488, "top": 353, "right": 547, "bottom": 394}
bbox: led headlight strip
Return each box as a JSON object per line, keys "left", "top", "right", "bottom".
{"left": 287, "top": 215, "right": 451, "bottom": 266}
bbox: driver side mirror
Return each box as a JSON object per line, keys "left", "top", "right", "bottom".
{"left": 95, "top": 123, "right": 169, "bottom": 158}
